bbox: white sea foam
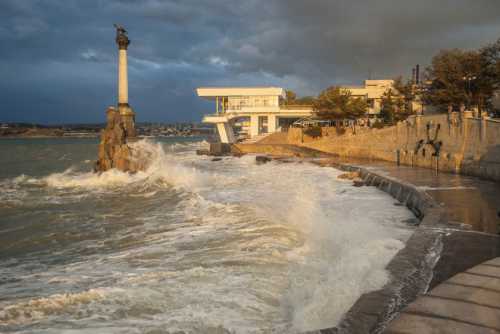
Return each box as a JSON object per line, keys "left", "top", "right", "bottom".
{"left": 0, "top": 139, "right": 415, "bottom": 333}
{"left": 39, "top": 140, "right": 215, "bottom": 192}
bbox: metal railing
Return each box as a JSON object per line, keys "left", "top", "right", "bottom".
{"left": 280, "top": 104, "right": 314, "bottom": 110}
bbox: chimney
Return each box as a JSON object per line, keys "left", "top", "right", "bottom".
{"left": 415, "top": 64, "right": 420, "bottom": 85}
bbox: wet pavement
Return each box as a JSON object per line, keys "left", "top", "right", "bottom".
{"left": 323, "top": 157, "right": 500, "bottom": 235}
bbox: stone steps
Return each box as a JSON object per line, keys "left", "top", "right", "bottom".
{"left": 385, "top": 257, "right": 500, "bottom": 333}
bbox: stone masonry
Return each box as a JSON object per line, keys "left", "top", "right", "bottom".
{"left": 287, "top": 113, "right": 500, "bottom": 182}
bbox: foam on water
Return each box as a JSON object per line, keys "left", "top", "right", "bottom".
{"left": 0, "top": 139, "right": 416, "bottom": 333}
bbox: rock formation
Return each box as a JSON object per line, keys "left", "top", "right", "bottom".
{"left": 95, "top": 106, "right": 142, "bottom": 172}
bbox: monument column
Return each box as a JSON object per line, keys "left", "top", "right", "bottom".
{"left": 115, "top": 24, "right": 136, "bottom": 138}
{"left": 118, "top": 47, "right": 128, "bottom": 105}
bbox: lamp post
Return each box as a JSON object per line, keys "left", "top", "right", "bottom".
{"left": 462, "top": 75, "right": 477, "bottom": 111}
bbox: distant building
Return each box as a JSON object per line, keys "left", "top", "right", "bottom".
{"left": 196, "top": 81, "right": 408, "bottom": 143}
{"left": 0, "top": 123, "right": 9, "bottom": 129}
{"left": 342, "top": 79, "right": 396, "bottom": 118}
{"left": 197, "top": 87, "right": 313, "bottom": 143}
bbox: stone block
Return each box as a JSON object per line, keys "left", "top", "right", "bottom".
{"left": 209, "top": 142, "right": 231, "bottom": 155}
{"left": 405, "top": 295, "right": 500, "bottom": 329}
{"left": 484, "top": 258, "right": 500, "bottom": 266}
{"left": 467, "top": 265, "right": 500, "bottom": 278}
{"left": 429, "top": 283, "right": 500, "bottom": 308}
{"left": 386, "top": 312, "right": 498, "bottom": 334}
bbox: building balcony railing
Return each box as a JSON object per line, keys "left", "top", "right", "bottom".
{"left": 279, "top": 104, "right": 314, "bottom": 110}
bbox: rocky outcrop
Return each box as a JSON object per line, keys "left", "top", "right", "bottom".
{"left": 94, "top": 106, "right": 146, "bottom": 173}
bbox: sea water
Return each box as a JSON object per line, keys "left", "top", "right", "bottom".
{"left": 0, "top": 138, "right": 415, "bottom": 333}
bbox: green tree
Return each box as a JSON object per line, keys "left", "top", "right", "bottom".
{"left": 282, "top": 90, "right": 297, "bottom": 105}
{"left": 478, "top": 38, "right": 500, "bottom": 109}
{"left": 423, "top": 47, "right": 495, "bottom": 112}
{"left": 393, "top": 76, "right": 415, "bottom": 113}
{"left": 295, "top": 96, "right": 315, "bottom": 105}
{"left": 313, "top": 86, "right": 367, "bottom": 119}
{"left": 380, "top": 88, "right": 397, "bottom": 125}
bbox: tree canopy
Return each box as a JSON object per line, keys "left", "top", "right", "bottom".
{"left": 313, "top": 86, "right": 367, "bottom": 119}
{"left": 281, "top": 90, "right": 314, "bottom": 106}
{"left": 424, "top": 39, "right": 500, "bottom": 112}
{"left": 283, "top": 90, "right": 297, "bottom": 105}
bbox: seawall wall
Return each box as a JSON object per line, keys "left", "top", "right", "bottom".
{"left": 288, "top": 113, "right": 500, "bottom": 181}
{"left": 310, "top": 162, "right": 500, "bottom": 334}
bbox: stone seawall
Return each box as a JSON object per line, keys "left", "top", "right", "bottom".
{"left": 288, "top": 114, "right": 500, "bottom": 182}
{"left": 310, "top": 162, "right": 500, "bottom": 334}
{"left": 311, "top": 163, "right": 445, "bottom": 333}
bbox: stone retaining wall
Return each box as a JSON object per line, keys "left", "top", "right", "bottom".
{"left": 289, "top": 114, "right": 500, "bottom": 181}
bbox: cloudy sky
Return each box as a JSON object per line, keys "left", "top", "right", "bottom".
{"left": 1, "top": 0, "right": 499, "bottom": 124}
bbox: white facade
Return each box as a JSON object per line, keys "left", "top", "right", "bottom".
{"left": 197, "top": 87, "right": 312, "bottom": 143}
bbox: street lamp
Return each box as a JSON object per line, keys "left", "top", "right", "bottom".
{"left": 462, "top": 75, "right": 477, "bottom": 110}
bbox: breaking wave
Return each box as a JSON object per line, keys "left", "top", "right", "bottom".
{"left": 0, "top": 138, "right": 415, "bottom": 333}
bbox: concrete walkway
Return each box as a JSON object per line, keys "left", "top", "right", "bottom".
{"left": 385, "top": 257, "right": 500, "bottom": 333}
{"left": 328, "top": 158, "right": 500, "bottom": 234}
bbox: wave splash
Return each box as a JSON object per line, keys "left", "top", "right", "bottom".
{"left": 0, "top": 138, "right": 416, "bottom": 333}
{"left": 41, "top": 140, "right": 214, "bottom": 191}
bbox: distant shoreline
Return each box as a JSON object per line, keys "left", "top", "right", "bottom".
{"left": 0, "top": 134, "right": 206, "bottom": 139}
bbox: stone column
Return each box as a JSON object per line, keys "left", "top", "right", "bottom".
{"left": 115, "top": 26, "right": 136, "bottom": 138}
{"left": 250, "top": 115, "right": 259, "bottom": 137}
{"left": 268, "top": 114, "right": 277, "bottom": 133}
{"left": 118, "top": 48, "right": 128, "bottom": 105}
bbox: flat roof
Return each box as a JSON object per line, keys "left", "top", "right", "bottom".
{"left": 197, "top": 87, "right": 285, "bottom": 99}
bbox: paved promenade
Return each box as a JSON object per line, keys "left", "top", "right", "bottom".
{"left": 385, "top": 257, "right": 500, "bottom": 333}
{"left": 330, "top": 158, "right": 500, "bottom": 235}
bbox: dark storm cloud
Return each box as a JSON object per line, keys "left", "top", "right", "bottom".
{"left": 0, "top": 0, "right": 499, "bottom": 123}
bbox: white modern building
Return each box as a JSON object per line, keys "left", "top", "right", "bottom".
{"left": 196, "top": 87, "right": 313, "bottom": 143}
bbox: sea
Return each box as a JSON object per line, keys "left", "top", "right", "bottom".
{"left": 0, "top": 137, "right": 416, "bottom": 333}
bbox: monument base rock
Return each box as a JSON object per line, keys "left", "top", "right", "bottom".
{"left": 94, "top": 106, "right": 147, "bottom": 173}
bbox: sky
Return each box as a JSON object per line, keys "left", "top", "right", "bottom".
{"left": 1, "top": 0, "right": 500, "bottom": 124}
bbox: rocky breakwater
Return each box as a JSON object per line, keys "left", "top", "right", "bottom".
{"left": 94, "top": 106, "right": 148, "bottom": 173}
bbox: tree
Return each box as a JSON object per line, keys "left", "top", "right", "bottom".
{"left": 313, "top": 86, "right": 367, "bottom": 119}
{"left": 380, "top": 88, "right": 397, "bottom": 125}
{"left": 393, "top": 76, "right": 415, "bottom": 113}
{"left": 295, "top": 96, "right": 315, "bottom": 105}
{"left": 423, "top": 47, "right": 495, "bottom": 112}
{"left": 283, "top": 90, "right": 297, "bottom": 105}
{"left": 479, "top": 38, "right": 500, "bottom": 109}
